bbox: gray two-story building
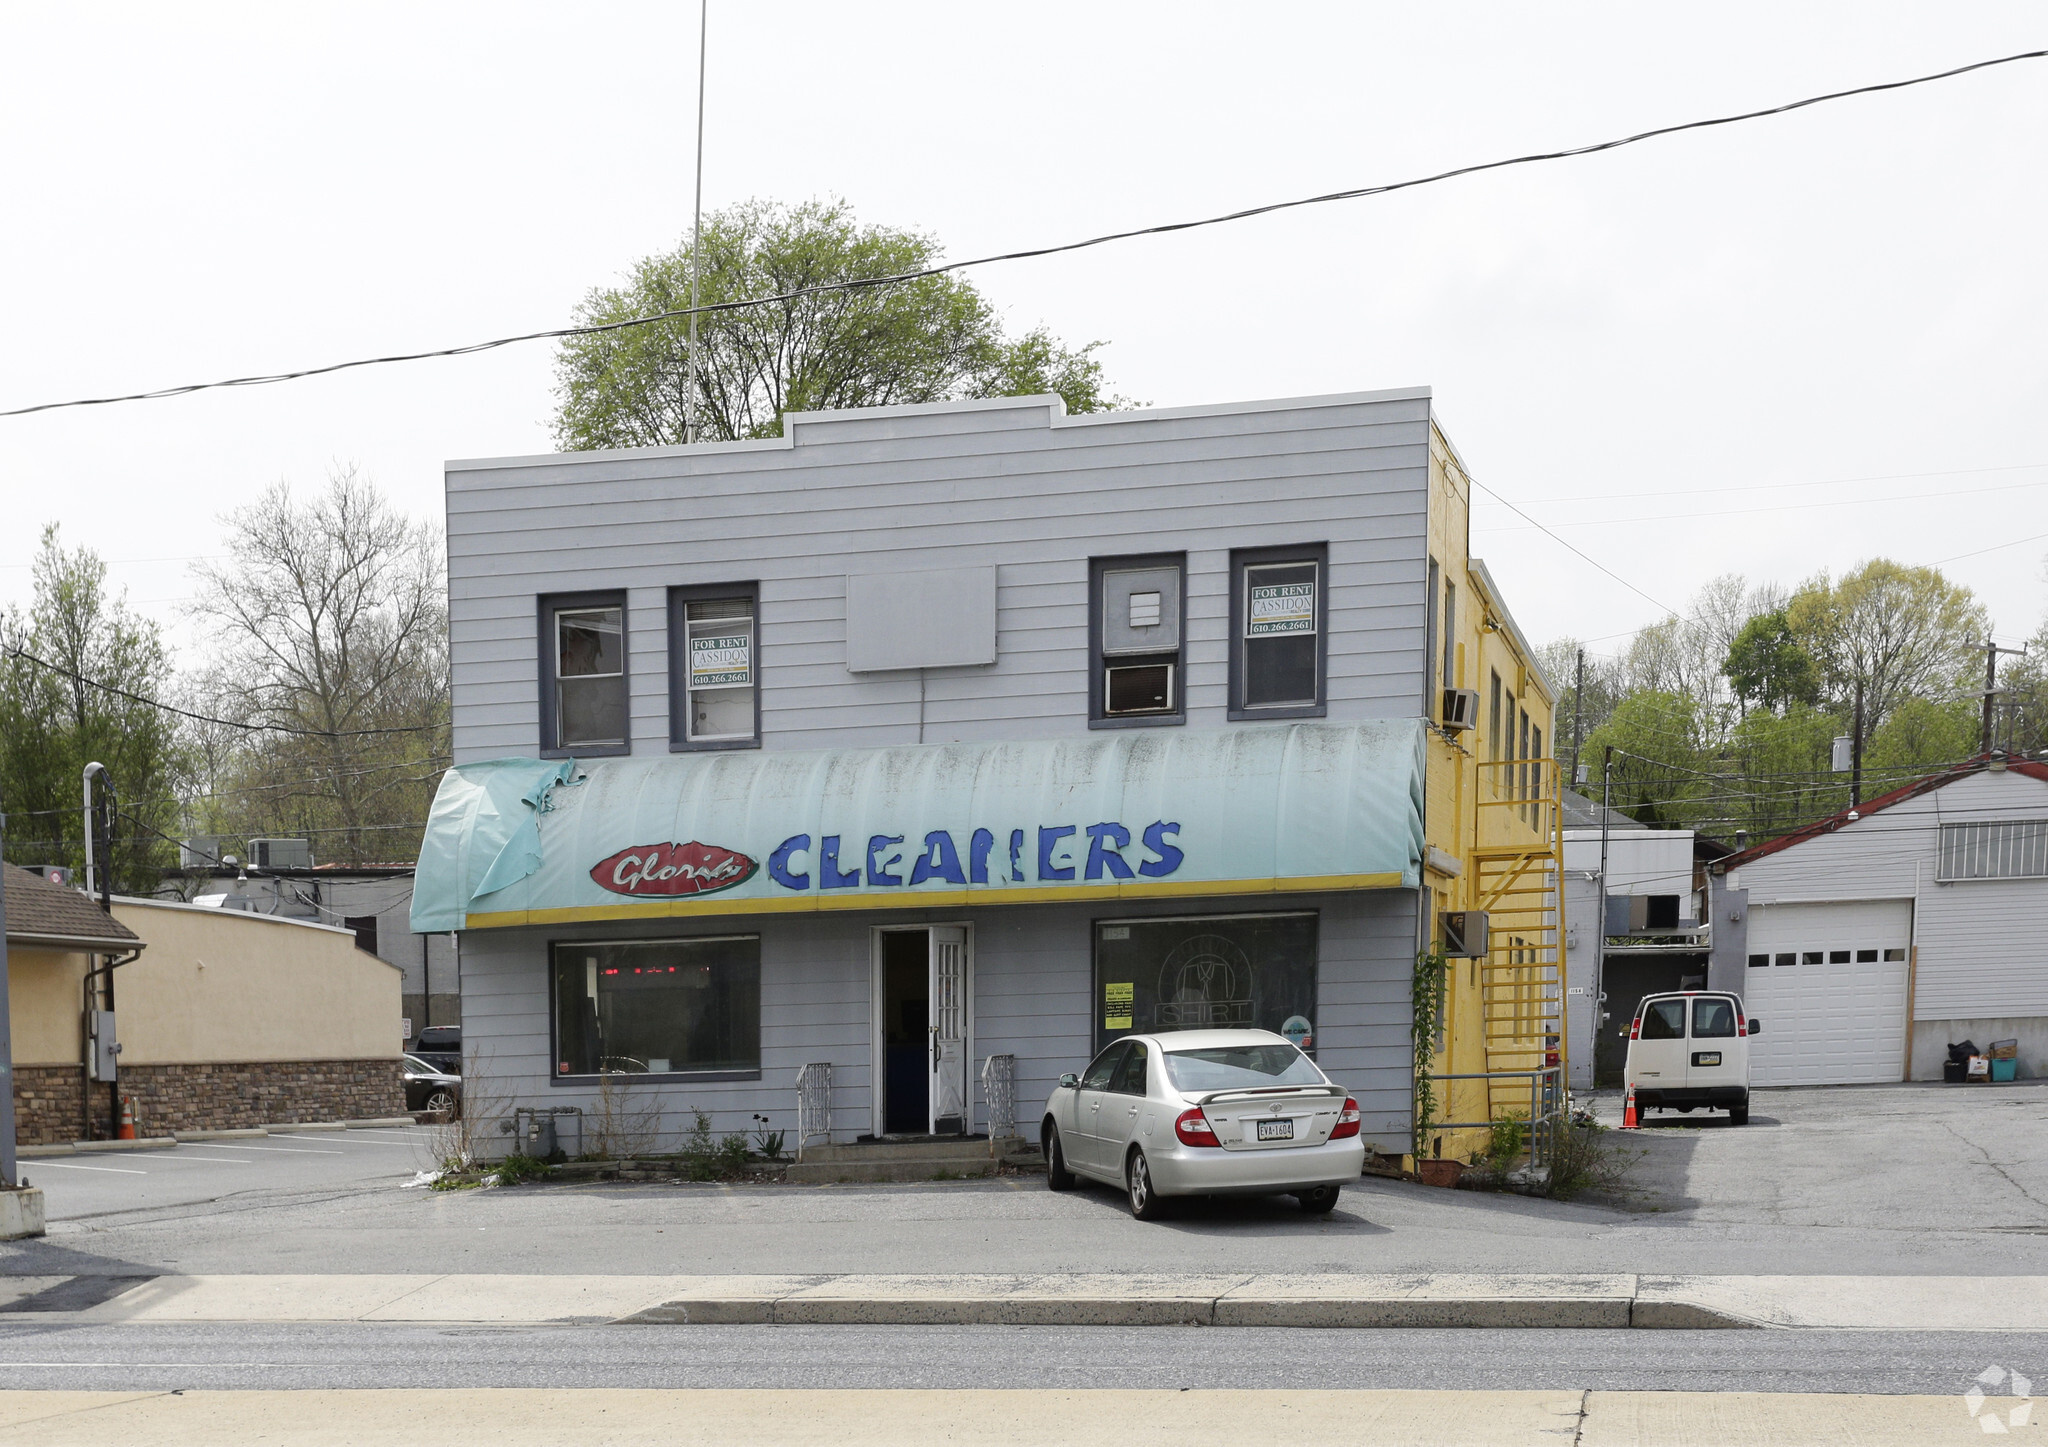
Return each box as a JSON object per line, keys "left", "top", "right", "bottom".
{"left": 414, "top": 387, "right": 1562, "bottom": 1160}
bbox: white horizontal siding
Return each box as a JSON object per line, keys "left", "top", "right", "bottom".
{"left": 1734, "top": 769, "right": 2048, "bottom": 1026}
{"left": 456, "top": 888, "right": 1419, "bottom": 1155}
{"left": 447, "top": 392, "right": 1433, "bottom": 765}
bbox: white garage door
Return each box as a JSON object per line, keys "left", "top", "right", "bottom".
{"left": 1743, "top": 900, "right": 1912, "bottom": 1086}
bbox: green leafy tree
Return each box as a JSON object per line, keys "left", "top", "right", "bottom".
{"left": 1786, "top": 560, "right": 1987, "bottom": 727}
{"left": 1864, "top": 696, "right": 1979, "bottom": 776}
{"left": 552, "top": 198, "right": 1130, "bottom": 448}
{"left": 1724, "top": 703, "right": 1847, "bottom": 839}
{"left": 1724, "top": 609, "right": 1821, "bottom": 715}
{"left": 1583, "top": 690, "right": 1714, "bottom": 828}
{"left": 0, "top": 525, "right": 182, "bottom": 890}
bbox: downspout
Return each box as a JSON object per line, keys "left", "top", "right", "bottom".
{"left": 81, "top": 949, "right": 140, "bottom": 1141}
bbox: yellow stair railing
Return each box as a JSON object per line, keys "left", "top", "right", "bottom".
{"left": 1472, "top": 756, "right": 1564, "bottom": 1126}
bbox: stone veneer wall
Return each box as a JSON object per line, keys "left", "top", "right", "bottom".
{"left": 11, "top": 1060, "right": 405, "bottom": 1144}
{"left": 13, "top": 1065, "right": 87, "bottom": 1147}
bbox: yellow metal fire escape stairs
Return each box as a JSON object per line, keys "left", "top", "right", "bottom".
{"left": 1472, "top": 757, "right": 1565, "bottom": 1124}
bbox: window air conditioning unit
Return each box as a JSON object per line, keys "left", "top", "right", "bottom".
{"left": 1440, "top": 687, "right": 1480, "bottom": 731}
{"left": 1104, "top": 662, "right": 1175, "bottom": 716}
{"left": 1440, "top": 910, "right": 1490, "bottom": 958}
{"left": 249, "top": 837, "right": 314, "bottom": 871}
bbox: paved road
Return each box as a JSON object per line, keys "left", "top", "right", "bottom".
{"left": 0, "top": 1322, "right": 2042, "bottom": 1394}
{"left": 8, "top": 1083, "right": 2041, "bottom": 1280}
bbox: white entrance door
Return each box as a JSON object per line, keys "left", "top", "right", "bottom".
{"left": 1744, "top": 900, "right": 1912, "bottom": 1086}
{"left": 929, "top": 926, "right": 969, "bottom": 1133}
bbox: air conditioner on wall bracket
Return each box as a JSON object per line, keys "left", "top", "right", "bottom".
{"left": 1440, "top": 910, "right": 1490, "bottom": 958}
{"left": 1440, "top": 687, "right": 1480, "bottom": 731}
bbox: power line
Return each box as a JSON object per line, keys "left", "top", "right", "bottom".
{"left": 1469, "top": 477, "right": 1679, "bottom": 618}
{"left": 1475, "top": 475, "right": 2048, "bottom": 534}
{"left": 3, "top": 642, "right": 447, "bottom": 739}
{"left": 4, "top": 48, "right": 2041, "bottom": 420}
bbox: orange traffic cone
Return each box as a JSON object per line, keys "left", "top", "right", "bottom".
{"left": 117, "top": 1097, "right": 137, "bottom": 1141}
{"left": 1621, "top": 1086, "right": 1639, "bottom": 1130}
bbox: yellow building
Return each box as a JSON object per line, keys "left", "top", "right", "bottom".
{"left": 1415, "top": 426, "right": 1563, "bottom": 1167}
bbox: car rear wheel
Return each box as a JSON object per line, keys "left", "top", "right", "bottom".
{"left": 1043, "top": 1122, "right": 1075, "bottom": 1191}
{"left": 424, "top": 1089, "right": 456, "bottom": 1118}
{"left": 1126, "top": 1149, "right": 1167, "bottom": 1221}
{"left": 1296, "top": 1185, "right": 1341, "bottom": 1214}
{"left": 1728, "top": 1102, "right": 1749, "bottom": 1126}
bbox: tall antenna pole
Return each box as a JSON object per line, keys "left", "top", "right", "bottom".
{"left": 1572, "top": 647, "right": 1586, "bottom": 785}
{"left": 683, "top": 0, "right": 709, "bottom": 446}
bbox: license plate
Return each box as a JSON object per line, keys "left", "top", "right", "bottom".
{"left": 1692, "top": 1051, "right": 1722, "bottom": 1067}
{"left": 1256, "top": 1119, "right": 1295, "bottom": 1141}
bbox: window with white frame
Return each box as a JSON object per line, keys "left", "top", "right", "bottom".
{"left": 1937, "top": 820, "right": 2048, "bottom": 881}
{"left": 541, "top": 594, "right": 628, "bottom": 755}
{"left": 671, "top": 586, "right": 759, "bottom": 748}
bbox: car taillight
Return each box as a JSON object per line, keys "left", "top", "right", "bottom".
{"left": 1330, "top": 1097, "right": 1361, "bottom": 1140}
{"left": 1629, "top": 1017, "right": 1642, "bottom": 1041}
{"left": 1174, "top": 1107, "right": 1221, "bottom": 1146}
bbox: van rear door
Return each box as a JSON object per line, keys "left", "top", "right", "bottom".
{"left": 1686, "top": 995, "right": 1743, "bottom": 1092}
{"left": 1630, "top": 996, "right": 1689, "bottom": 1091}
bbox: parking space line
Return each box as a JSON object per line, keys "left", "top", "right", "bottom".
{"left": 29, "top": 1161, "right": 147, "bottom": 1175}
{"left": 270, "top": 1135, "right": 423, "bottom": 1147}
{"left": 164, "top": 1144, "right": 343, "bottom": 1156}
{"left": 159, "top": 1155, "right": 257, "bottom": 1165}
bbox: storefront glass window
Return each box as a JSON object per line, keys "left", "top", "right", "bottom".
{"left": 1093, "top": 912, "right": 1318, "bottom": 1054}
{"left": 551, "top": 936, "right": 760, "bottom": 1077}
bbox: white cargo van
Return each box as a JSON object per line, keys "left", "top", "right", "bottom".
{"left": 1624, "top": 991, "right": 1760, "bottom": 1125}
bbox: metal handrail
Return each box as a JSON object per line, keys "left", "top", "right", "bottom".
{"left": 795, "top": 1061, "right": 832, "bottom": 1158}
{"left": 1424, "top": 1065, "right": 1566, "bottom": 1171}
{"left": 980, "top": 1053, "right": 1017, "bottom": 1144}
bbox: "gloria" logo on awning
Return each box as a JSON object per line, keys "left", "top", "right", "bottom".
{"left": 591, "top": 842, "right": 758, "bottom": 897}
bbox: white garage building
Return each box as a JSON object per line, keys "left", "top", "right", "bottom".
{"left": 1709, "top": 757, "right": 2048, "bottom": 1085}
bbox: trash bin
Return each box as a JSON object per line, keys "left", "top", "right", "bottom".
{"left": 1992, "top": 1058, "right": 2019, "bottom": 1083}
{"left": 1943, "top": 1060, "right": 1968, "bottom": 1083}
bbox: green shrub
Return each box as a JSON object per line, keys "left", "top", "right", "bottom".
{"left": 1547, "top": 1119, "right": 1634, "bottom": 1199}
{"left": 491, "top": 1152, "right": 552, "bottom": 1186}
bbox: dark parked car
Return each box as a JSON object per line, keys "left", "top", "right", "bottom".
{"left": 401, "top": 1054, "right": 461, "bottom": 1116}
{"left": 411, "top": 1026, "right": 461, "bottom": 1075}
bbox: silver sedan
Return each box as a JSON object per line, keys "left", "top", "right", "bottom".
{"left": 1040, "top": 1029, "right": 1365, "bottom": 1220}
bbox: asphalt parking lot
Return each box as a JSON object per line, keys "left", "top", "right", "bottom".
{"left": 4, "top": 1081, "right": 2041, "bottom": 1283}
{"left": 23, "top": 1125, "right": 446, "bottom": 1224}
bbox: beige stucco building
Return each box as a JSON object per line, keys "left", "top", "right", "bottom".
{"left": 5, "top": 866, "right": 406, "bottom": 1144}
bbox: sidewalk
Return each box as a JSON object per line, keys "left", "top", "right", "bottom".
{"left": 8, "top": 1272, "right": 2044, "bottom": 1330}
{"left": 0, "top": 1388, "right": 2030, "bottom": 1446}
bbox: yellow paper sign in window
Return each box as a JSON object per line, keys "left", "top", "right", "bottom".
{"left": 1104, "top": 981, "right": 1134, "bottom": 1030}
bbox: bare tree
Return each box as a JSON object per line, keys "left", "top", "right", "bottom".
{"left": 186, "top": 468, "right": 449, "bottom": 865}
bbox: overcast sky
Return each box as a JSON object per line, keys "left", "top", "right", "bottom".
{"left": 3, "top": 4, "right": 2043, "bottom": 667}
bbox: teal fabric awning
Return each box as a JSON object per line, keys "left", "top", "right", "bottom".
{"left": 411, "top": 721, "right": 1426, "bottom": 932}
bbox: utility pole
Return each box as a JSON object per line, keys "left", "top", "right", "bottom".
{"left": 1851, "top": 681, "right": 1864, "bottom": 807}
{"left": 1980, "top": 640, "right": 2028, "bottom": 756}
{"left": 682, "top": 0, "right": 709, "bottom": 446}
{"left": 1572, "top": 648, "right": 1586, "bottom": 785}
{"left": 0, "top": 803, "right": 20, "bottom": 1188}
{"left": 1595, "top": 744, "right": 1613, "bottom": 1078}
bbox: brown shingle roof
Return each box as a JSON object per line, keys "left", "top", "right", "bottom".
{"left": 3, "top": 866, "right": 142, "bottom": 950}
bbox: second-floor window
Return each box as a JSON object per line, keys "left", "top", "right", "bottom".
{"left": 671, "top": 584, "right": 760, "bottom": 749}
{"left": 541, "top": 593, "right": 628, "bottom": 756}
{"left": 1230, "top": 544, "right": 1328, "bottom": 719}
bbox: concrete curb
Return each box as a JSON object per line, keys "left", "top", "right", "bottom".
{"left": 22, "top": 1119, "right": 421, "bottom": 1155}
{"left": 615, "top": 1276, "right": 1762, "bottom": 1330}
{"left": 20, "top": 1137, "right": 178, "bottom": 1157}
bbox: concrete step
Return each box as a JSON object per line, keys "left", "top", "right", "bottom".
{"left": 785, "top": 1156, "right": 999, "bottom": 1184}
{"left": 799, "top": 1137, "right": 995, "bottom": 1164}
